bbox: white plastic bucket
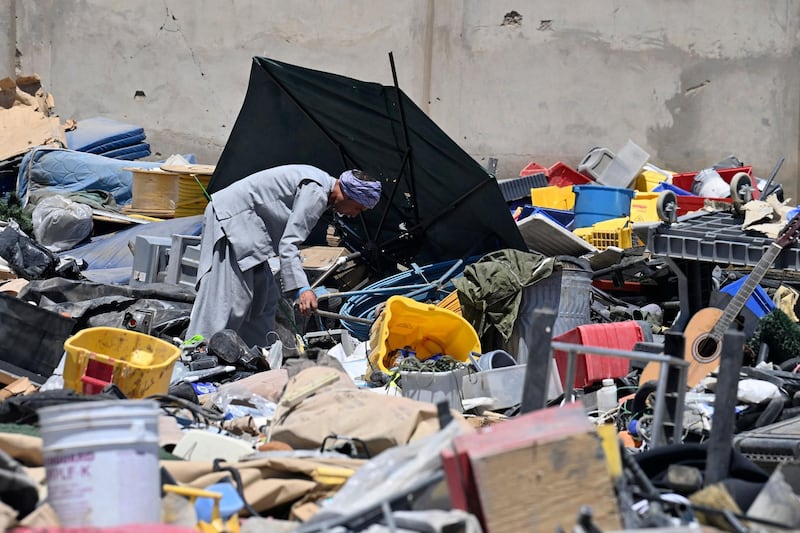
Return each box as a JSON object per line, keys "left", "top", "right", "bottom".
{"left": 37, "top": 400, "right": 161, "bottom": 527}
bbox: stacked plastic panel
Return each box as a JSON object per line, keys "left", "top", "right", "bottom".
{"left": 65, "top": 116, "right": 151, "bottom": 160}
{"left": 645, "top": 211, "right": 800, "bottom": 269}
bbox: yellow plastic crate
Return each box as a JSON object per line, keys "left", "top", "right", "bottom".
{"left": 530, "top": 185, "right": 575, "bottom": 210}
{"left": 630, "top": 192, "right": 660, "bottom": 222}
{"left": 574, "top": 217, "right": 636, "bottom": 250}
{"left": 573, "top": 227, "right": 594, "bottom": 247}
{"left": 64, "top": 327, "right": 181, "bottom": 398}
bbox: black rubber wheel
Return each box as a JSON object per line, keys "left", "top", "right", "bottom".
{"left": 656, "top": 190, "right": 678, "bottom": 223}
{"left": 730, "top": 172, "right": 754, "bottom": 206}
{"left": 631, "top": 380, "right": 658, "bottom": 416}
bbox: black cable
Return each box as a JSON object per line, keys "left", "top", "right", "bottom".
{"left": 212, "top": 459, "right": 261, "bottom": 517}
{"left": 147, "top": 393, "right": 224, "bottom": 427}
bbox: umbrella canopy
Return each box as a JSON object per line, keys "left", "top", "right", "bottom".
{"left": 208, "top": 56, "right": 526, "bottom": 270}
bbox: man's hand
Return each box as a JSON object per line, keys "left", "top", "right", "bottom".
{"left": 298, "top": 288, "right": 318, "bottom": 316}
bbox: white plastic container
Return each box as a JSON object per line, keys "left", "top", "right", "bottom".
{"left": 598, "top": 140, "right": 649, "bottom": 188}
{"left": 462, "top": 364, "right": 527, "bottom": 410}
{"left": 596, "top": 378, "right": 618, "bottom": 415}
{"left": 578, "top": 147, "right": 616, "bottom": 181}
{"left": 37, "top": 400, "right": 161, "bottom": 527}
{"left": 400, "top": 367, "right": 469, "bottom": 412}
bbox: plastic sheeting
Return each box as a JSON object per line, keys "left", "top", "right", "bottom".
{"left": 61, "top": 215, "right": 203, "bottom": 285}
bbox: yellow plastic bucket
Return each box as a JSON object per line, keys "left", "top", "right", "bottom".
{"left": 63, "top": 327, "right": 181, "bottom": 398}
{"left": 367, "top": 296, "right": 481, "bottom": 380}
{"left": 630, "top": 192, "right": 660, "bottom": 222}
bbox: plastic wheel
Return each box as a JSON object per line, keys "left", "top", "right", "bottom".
{"left": 656, "top": 190, "right": 678, "bottom": 223}
{"left": 730, "top": 172, "right": 754, "bottom": 207}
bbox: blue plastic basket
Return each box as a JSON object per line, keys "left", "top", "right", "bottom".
{"left": 572, "top": 185, "right": 636, "bottom": 229}
{"left": 720, "top": 275, "right": 775, "bottom": 318}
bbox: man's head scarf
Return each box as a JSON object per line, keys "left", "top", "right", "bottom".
{"left": 339, "top": 170, "right": 381, "bottom": 209}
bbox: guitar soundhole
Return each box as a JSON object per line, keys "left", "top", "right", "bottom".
{"left": 694, "top": 335, "right": 720, "bottom": 364}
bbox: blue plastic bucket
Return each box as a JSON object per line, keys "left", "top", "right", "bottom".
{"left": 572, "top": 185, "right": 636, "bottom": 228}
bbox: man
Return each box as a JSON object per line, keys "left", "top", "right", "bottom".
{"left": 186, "top": 164, "right": 381, "bottom": 347}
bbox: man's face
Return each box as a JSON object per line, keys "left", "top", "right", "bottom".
{"left": 334, "top": 197, "right": 367, "bottom": 218}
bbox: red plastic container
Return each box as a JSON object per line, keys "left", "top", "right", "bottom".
{"left": 547, "top": 161, "right": 593, "bottom": 187}
{"left": 520, "top": 161, "right": 549, "bottom": 178}
{"left": 676, "top": 195, "right": 730, "bottom": 216}
{"left": 671, "top": 166, "right": 754, "bottom": 196}
{"left": 552, "top": 320, "right": 644, "bottom": 388}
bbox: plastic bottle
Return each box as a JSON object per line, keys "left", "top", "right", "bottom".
{"left": 596, "top": 378, "right": 618, "bottom": 415}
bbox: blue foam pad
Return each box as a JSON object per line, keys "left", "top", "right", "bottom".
{"left": 82, "top": 132, "right": 147, "bottom": 155}
{"left": 99, "top": 143, "right": 152, "bottom": 161}
{"left": 65, "top": 116, "right": 145, "bottom": 153}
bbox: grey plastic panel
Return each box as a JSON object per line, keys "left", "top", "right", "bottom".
{"left": 647, "top": 211, "right": 800, "bottom": 269}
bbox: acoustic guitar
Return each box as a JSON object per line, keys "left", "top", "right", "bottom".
{"left": 640, "top": 212, "right": 800, "bottom": 388}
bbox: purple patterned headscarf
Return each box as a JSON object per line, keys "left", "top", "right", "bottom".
{"left": 339, "top": 170, "right": 382, "bottom": 209}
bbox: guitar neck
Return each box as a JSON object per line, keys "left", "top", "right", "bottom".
{"left": 710, "top": 242, "right": 783, "bottom": 338}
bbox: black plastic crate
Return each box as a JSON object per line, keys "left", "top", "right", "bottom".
{"left": 498, "top": 172, "right": 548, "bottom": 202}
{"left": 0, "top": 293, "right": 76, "bottom": 381}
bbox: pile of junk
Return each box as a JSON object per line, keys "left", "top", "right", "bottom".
{"left": 1, "top": 59, "right": 800, "bottom": 532}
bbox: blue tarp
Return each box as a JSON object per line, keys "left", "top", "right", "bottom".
{"left": 16, "top": 147, "right": 162, "bottom": 207}
{"left": 63, "top": 215, "right": 203, "bottom": 285}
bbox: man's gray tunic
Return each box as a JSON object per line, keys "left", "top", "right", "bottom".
{"left": 187, "top": 164, "right": 335, "bottom": 346}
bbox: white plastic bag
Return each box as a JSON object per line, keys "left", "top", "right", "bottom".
{"left": 32, "top": 195, "right": 93, "bottom": 252}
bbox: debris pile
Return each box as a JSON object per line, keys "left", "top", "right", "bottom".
{"left": 1, "top": 61, "right": 800, "bottom": 533}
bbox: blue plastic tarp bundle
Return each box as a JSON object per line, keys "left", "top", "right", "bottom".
{"left": 65, "top": 116, "right": 150, "bottom": 159}
{"left": 16, "top": 147, "right": 162, "bottom": 207}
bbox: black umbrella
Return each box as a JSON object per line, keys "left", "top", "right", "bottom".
{"left": 208, "top": 55, "right": 526, "bottom": 271}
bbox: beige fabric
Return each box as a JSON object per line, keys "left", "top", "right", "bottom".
{"left": 270, "top": 383, "right": 470, "bottom": 455}
{"left": 774, "top": 285, "right": 800, "bottom": 322}
{"left": 213, "top": 368, "right": 289, "bottom": 403}
{"left": 0, "top": 433, "right": 43, "bottom": 467}
{"left": 161, "top": 455, "right": 364, "bottom": 514}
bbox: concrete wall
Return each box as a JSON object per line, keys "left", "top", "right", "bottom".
{"left": 7, "top": 0, "right": 800, "bottom": 198}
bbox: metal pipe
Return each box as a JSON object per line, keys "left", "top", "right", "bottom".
{"left": 550, "top": 342, "right": 689, "bottom": 366}
{"left": 520, "top": 308, "right": 556, "bottom": 413}
{"left": 650, "top": 362, "right": 669, "bottom": 447}
{"left": 705, "top": 328, "right": 745, "bottom": 485}
{"left": 388, "top": 51, "right": 419, "bottom": 227}
{"left": 562, "top": 349, "right": 577, "bottom": 404}
{"left": 313, "top": 309, "right": 373, "bottom": 325}
{"left": 760, "top": 156, "right": 784, "bottom": 199}
{"left": 309, "top": 251, "right": 361, "bottom": 290}
{"left": 316, "top": 283, "right": 441, "bottom": 301}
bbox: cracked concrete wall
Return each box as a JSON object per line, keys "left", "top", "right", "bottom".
{"left": 0, "top": 0, "right": 14, "bottom": 77}
{"left": 10, "top": 0, "right": 800, "bottom": 198}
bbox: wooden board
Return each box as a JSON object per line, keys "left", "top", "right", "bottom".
{"left": 444, "top": 402, "right": 621, "bottom": 533}
{"left": 121, "top": 205, "right": 175, "bottom": 219}
{"left": 300, "top": 246, "right": 348, "bottom": 270}
{"left": 469, "top": 432, "right": 621, "bottom": 532}
{"left": 160, "top": 163, "right": 216, "bottom": 175}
